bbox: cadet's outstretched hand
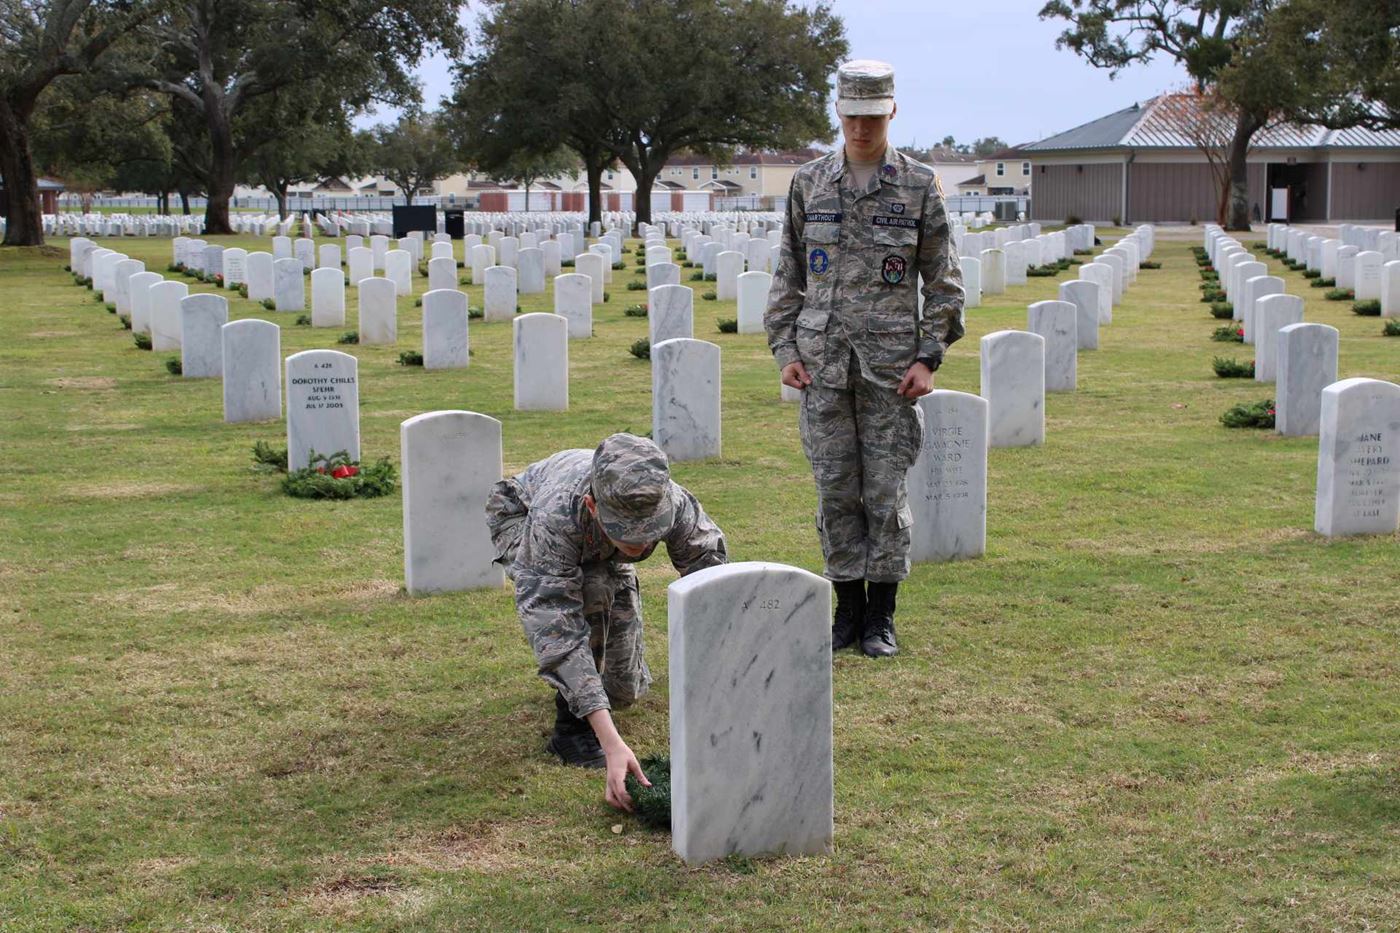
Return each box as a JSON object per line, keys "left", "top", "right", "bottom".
{"left": 781, "top": 361, "right": 813, "bottom": 390}
{"left": 896, "top": 361, "right": 933, "bottom": 398}
{"left": 587, "top": 709, "right": 650, "bottom": 812}
{"left": 604, "top": 742, "right": 650, "bottom": 812}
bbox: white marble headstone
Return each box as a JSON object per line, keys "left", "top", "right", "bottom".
{"left": 484, "top": 265, "right": 518, "bottom": 322}
{"left": 716, "top": 251, "right": 744, "bottom": 300}
{"left": 358, "top": 276, "right": 398, "bottom": 345}
{"left": 553, "top": 273, "right": 592, "bottom": 339}
{"left": 574, "top": 252, "right": 605, "bottom": 304}
{"left": 1077, "top": 262, "right": 1114, "bottom": 323}
{"left": 384, "top": 249, "right": 413, "bottom": 297}
{"left": 513, "top": 313, "right": 568, "bottom": 411}
{"left": 980, "top": 330, "right": 1045, "bottom": 447}
{"left": 910, "top": 390, "right": 988, "bottom": 562}
{"left": 1315, "top": 378, "right": 1400, "bottom": 537}
{"left": 652, "top": 338, "right": 721, "bottom": 461}
{"left": 347, "top": 247, "right": 373, "bottom": 285}
{"left": 736, "top": 271, "right": 772, "bottom": 335}
{"left": 961, "top": 256, "right": 982, "bottom": 309}
{"left": 149, "top": 281, "right": 189, "bottom": 351}
{"left": 1253, "top": 294, "right": 1304, "bottom": 383}
{"left": 1057, "top": 280, "right": 1100, "bottom": 351}
{"left": 1027, "top": 300, "right": 1078, "bottom": 392}
{"left": 127, "top": 271, "right": 163, "bottom": 336}
{"left": 668, "top": 561, "right": 833, "bottom": 866}
{"left": 422, "top": 289, "right": 470, "bottom": 370}
{"left": 517, "top": 247, "right": 546, "bottom": 294}
{"left": 401, "top": 411, "right": 504, "bottom": 594}
{"left": 1276, "top": 323, "right": 1338, "bottom": 437}
{"left": 222, "top": 319, "right": 281, "bottom": 423}
{"left": 180, "top": 293, "right": 229, "bottom": 379}
{"left": 273, "top": 257, "right": 304, "bottom": 312}
{"left": 427, "top": 256, "right": 457, "bottom": 293}
{"left": 285, "top": 349, "right": 360, "bottom": 471}
{"left": 649, "top": 285, "right": 694, "bottom": 346}
{"left": 1381, "top": 260, "right": 1400, "bottom": 318}
{"left": 980, "top": 249, "right": 1006, "bottom": 295}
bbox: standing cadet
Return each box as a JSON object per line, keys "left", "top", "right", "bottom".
{"left": 485, "top": 433, "right": 727, "bottom": 811}
{"left": 764, "top": 59, "right": 964, "bottom": 659}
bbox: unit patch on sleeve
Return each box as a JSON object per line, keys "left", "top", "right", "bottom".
{"left": 804, "top": 211, "right": 843, "bottom": 223}
{"left": 881, "top": 255, "right": 907, "bottom": 285}
{"left": 809, "top": 248, "right": 830, "bottom": 275}
{"left": 872, "top": 215, "right": 919, "bottom": 230}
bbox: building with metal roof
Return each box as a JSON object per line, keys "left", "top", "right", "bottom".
{"left": 1022, "top": 94, "right": 1400, "bottom": 224}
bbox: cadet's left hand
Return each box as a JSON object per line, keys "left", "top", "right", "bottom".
{"left": 896, "top": 362, "right": 934, "bottom": 398}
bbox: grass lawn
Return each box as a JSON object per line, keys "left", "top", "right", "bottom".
{"left": 1, "top": 228, "right": 1397, "bottom": 930}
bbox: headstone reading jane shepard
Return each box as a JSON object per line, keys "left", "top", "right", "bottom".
{"left": 285, "top": 350, "right": 360, "bottom": 471}
{"left": 1314, "top": 378, "right": 1400, "bottom": 537}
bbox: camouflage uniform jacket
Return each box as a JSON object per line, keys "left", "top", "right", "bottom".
{"left": 500, "top": 450, "right": 727, "bottom": 708}
{"left": 765, "top": 146, "right": 965, "bottom": 390}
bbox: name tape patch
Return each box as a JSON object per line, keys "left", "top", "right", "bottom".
{"left": 804, "top": 211, "right": 843, "bottom": 223}
{"left": 873, "top": 215, "right": 919, "bottom": 230}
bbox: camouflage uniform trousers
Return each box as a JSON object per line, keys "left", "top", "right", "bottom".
{"left": 487, "top": 489, "right": 651, "bottom": 715}
{"left": 798, "top": 352, "right": 925, "bottom": 583}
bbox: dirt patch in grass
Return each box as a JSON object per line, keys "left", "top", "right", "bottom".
{"left": 93, "top": 577, "right": 403, "bottom": 617}
{"left": 46, "top": 376, "right": 116, "bottom": 390}
{"left": 62, "top": 481, "right": 197, "bottom": 500}
{"left": 29, "top": 331, "right": 80, "bottom": 338}
{"left": 302, "top": 874, "right": 419, "bottom": 918}
{"left": 369, "top": 819, "right": 556, "bottom": 873}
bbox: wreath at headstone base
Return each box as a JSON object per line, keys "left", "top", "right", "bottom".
{"left": 252, "top": 443, "right": 397, "bottom": 499}
{"left": 625, "top": 755, "right": 671, "bottom": 830}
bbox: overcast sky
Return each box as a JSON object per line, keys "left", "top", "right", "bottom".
{"left": 368, "top": 0, "right": 1191, "bottom": 149}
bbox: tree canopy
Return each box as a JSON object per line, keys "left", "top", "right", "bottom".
{"left": 448, "top": 0, "right": 846, "bottom": 226}
{"left": 1, "top": 0, "right": 157, "bottom": 244}
{"left": 365, "top": 110, "right": 462, "bottom": 205}
{"left": 136, "top": 0, "right": 464, "bottom": 233}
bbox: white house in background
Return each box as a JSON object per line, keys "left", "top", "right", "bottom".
{"left": 958, "top": 148, "right": 1033, "bottom": 197}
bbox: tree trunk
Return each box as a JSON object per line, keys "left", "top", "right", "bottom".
{"left": 633, "top": 158, "right": 655, "bottom": 228}
{"left": 0, "top": 98, "right": 45, "bottom": 247}
{"left": 1225, "top": 111, "right": 1264, "bottom": 231}
{"left": 585, "top": 159, "right": 603, "bottom": 226}
{"left": 179, "top": 190, "right": 191, "bottom": 214}
{"left": 203, "top": 101, "right": 237, "bottom": 235}
{"left": 275, "top": 184, "right": 288, "bottom": 220}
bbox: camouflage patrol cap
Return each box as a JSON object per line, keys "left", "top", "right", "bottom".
{"left": 590, "top": 433, "right": 676, "bottom": 546}
{"left": 836, "top": 60, "right": 895, "bottom": 117}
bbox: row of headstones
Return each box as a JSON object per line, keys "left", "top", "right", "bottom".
{"left": 49, "top": 213, "right": 205, "bottom": 238}
{"left": 905, "top": 228, "right": 1157, "bottom": 562}
{"left": 1210, "top": 225, "right": 1347, "bottom": 428}
{"left": 1206, "top": 225, "right": 1400, "bottom": 537}
{"left": 1265, "top": 223, "right": 1400, "bottom": 314}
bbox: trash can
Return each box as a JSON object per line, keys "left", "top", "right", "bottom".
{"left": 445, "top": 209, "right": 465, "bottom": 240}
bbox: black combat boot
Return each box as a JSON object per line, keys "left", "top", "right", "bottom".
{"left": 861, "top": 581, "right": 899, "bottom": 658}
{"left": 545, "top": 692, "right": 607, "bottom": 768}
{"left": 831, "top": 579, "right": 866, "bottom": 652}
